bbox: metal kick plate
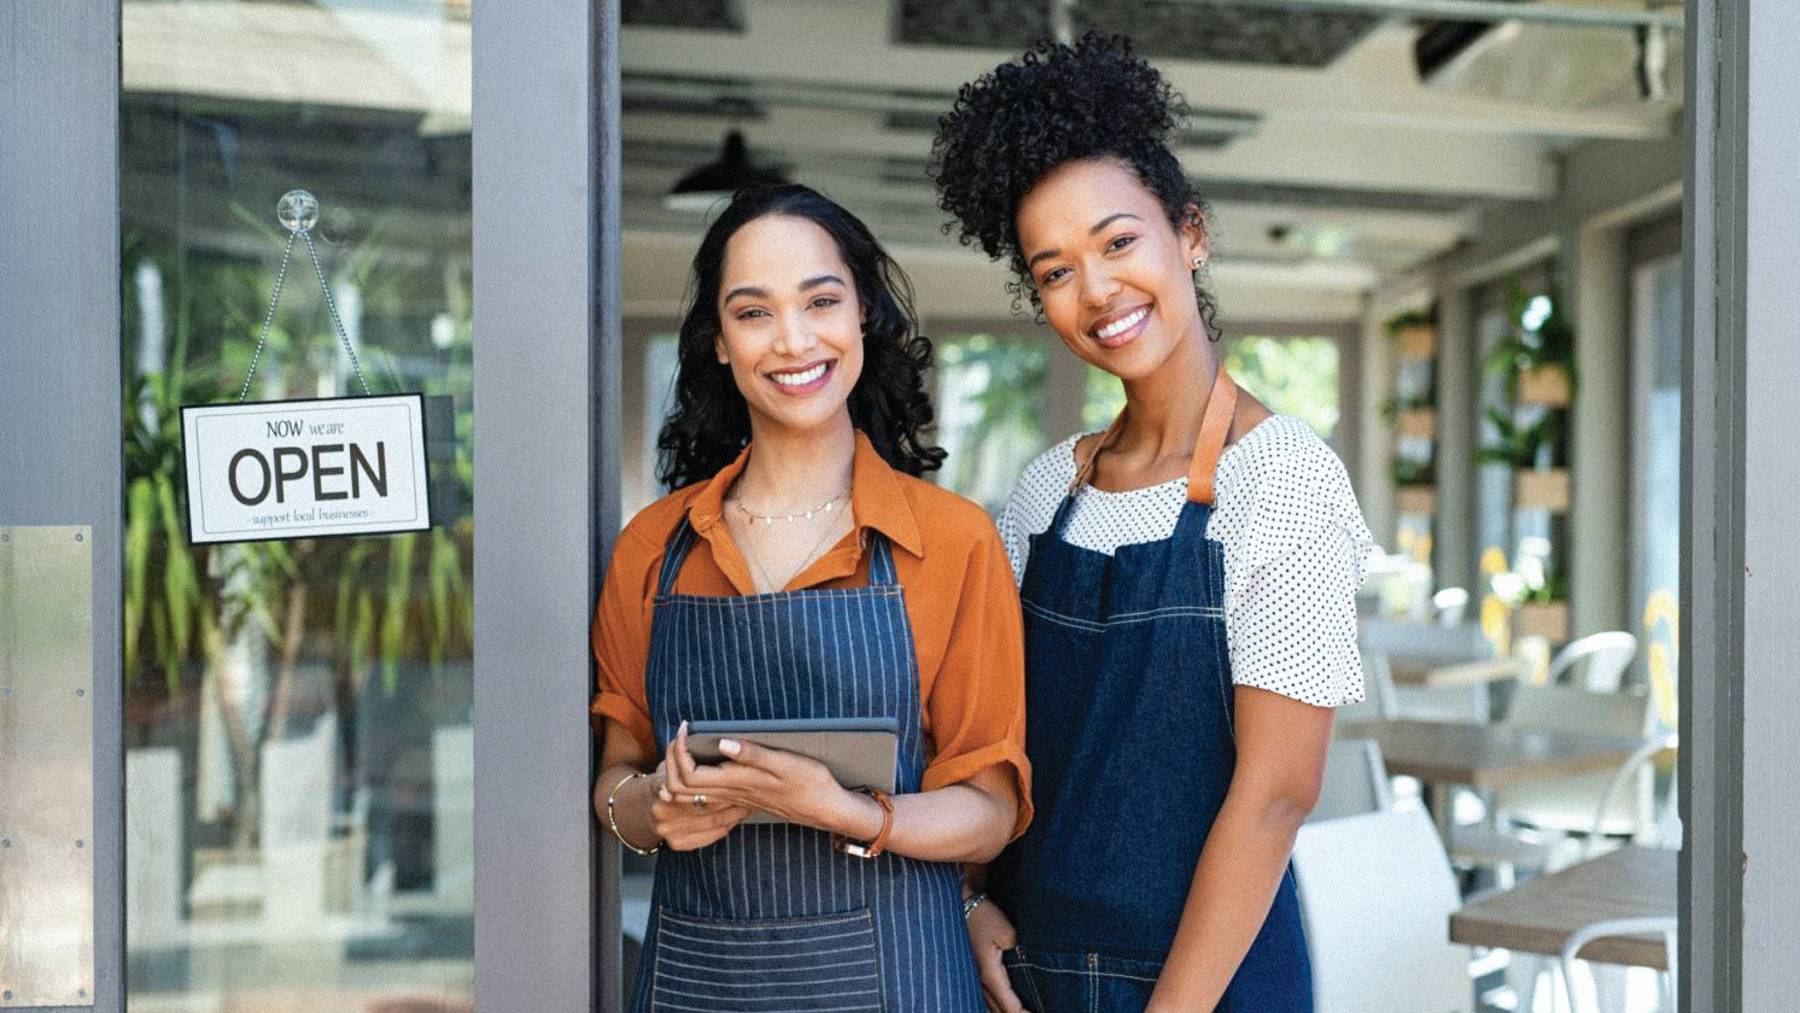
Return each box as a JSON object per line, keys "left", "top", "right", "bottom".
{"left": 0, "top": 527, "right": 95, "bottom": 1008}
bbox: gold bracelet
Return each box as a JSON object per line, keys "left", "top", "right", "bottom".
{"left": 606, "top": 771, "right": 662, "bottom": 856}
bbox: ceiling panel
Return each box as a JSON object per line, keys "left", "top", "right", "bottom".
{"left": 896, "top": 0, "right": 1381, "bottom": 68}
{"left": 622, "top": 0, "right": 742, "bottom": 32}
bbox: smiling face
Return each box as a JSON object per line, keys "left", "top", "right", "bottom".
{"left": 1014, "top": 157, "right": 1209, "bottom": 382}
{"left": 714, "top": 214, "right": 865, "bottom": 438}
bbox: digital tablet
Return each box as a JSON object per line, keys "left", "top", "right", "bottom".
{"left": 686, "top": 717, "right": 900, "bottom": 825}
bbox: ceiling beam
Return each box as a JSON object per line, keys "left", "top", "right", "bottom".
{"left": 622, "top": 2, "right": 1674, "bottom": 142}
{"left": 622, "top": 105, "right": 1556, "bottom": 199}
{"left": 1176, "top": 0, "right": 1683, "bottom": 31}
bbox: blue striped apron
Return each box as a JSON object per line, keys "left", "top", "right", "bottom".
{"left": 627, "top": 519, "right": 985, "bottom": 1012}
{"left": 988, "top": 370, "right": 1313, "bottom": 1011}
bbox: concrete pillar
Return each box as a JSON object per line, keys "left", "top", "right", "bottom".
{"left": 1434, "top": 283, "right": 1478, "bottom": 595}
{"left": 1570, "top": 224, "right": 1631, "bottom": 637}
{"left": 1355, "top": 296, "right": 1396, "bottom": 547}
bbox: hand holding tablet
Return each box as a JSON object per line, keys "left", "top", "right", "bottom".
{"left": 671, "top": 717, "right": 901, "bottom": 826}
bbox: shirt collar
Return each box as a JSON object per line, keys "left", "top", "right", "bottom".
{"left": 684, "top": 430, "right": 924, "bottom": 559}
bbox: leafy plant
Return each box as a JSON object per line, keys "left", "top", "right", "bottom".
{"left": 1385, "top": 307, "right": 1435, "bottom": 337}
{"left": 1475, "top": 407, "right": 1561, "bottom": 470}
{"left": 1392, "top": 457, "right": 1435, "bottom": 486}
{"left": 1485, "top": 278, "right": 1577, "bottom": 394}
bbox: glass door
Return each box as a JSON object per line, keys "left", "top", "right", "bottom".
{"left": 121, "top": 2, "right": 475, "bottom": 1007}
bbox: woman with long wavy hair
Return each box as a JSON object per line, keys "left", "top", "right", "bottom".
{"left": 590, "top": 183, "right": 1029, "bottom": 1012}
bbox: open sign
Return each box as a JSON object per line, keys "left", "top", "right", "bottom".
{"left": 181, "top": 394, "right": 432, "bottom": 544}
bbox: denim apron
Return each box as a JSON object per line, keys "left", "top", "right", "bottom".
{"left": 988, "top": 370, "right": 1313, "bottom": 1012}
{"left": 627, "top": 519, "right": 986, "bottom": 1013}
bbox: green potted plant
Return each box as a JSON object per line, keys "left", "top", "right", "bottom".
{"left": 1493, "top": 540, "right": 1570, "bottom": 643}
{"left": 1387, "top": 307, "right": 1437, "bottom": 360}
{"left": 1487, "top": 280, "right": 1576, "bottom": 406}
{"left": 1476, "top": 407, "right": 1568, "bottom": 512}
{"left": 1393, "top": 457, "right": 1437, "bottom": 515}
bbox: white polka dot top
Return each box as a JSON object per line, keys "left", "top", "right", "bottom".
{"left": 998, "top": 415, "right": 1374, "bottom": 708}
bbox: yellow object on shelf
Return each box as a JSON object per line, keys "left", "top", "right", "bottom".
{"left": 1516, "top": 364, "right": 1572, "bottom": 407}
{"left": 1396, "top": 408, "right": 1436, "bottom": 439}
{"left": 1396, "top": 325, "right": 1436, "bottom": 359}
{"left": 1514, "top": 601, "right": 1571, "bottom": 644}
{"left": 1396, "top": 485, "right": 1437, "bottom": 516}
{"left": 1515, "top": 469, "right": 1571, "bottom": 512}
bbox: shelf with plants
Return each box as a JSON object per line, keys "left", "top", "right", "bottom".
{"left": 1479, "top": 277, "right": 1576, "bottom": 645}
{"left": 1385, "top": 307, "right": 1439, "bottom": 575}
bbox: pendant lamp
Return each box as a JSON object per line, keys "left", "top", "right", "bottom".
{"left": 664, "top": 130, "right": 788, "bottom": 213}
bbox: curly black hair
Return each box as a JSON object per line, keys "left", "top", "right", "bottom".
{"left": 656, "top": 184, "right": 946, "bottom": 491}
{"left": 929, "top": 32, "right": 1220, "bottom": 336}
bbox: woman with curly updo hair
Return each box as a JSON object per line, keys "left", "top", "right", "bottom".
{"left": 933, "top": 34, "right": 1373, "bottom": 1013}
{"left": 591, "top": 184, "right": 1030, "bottom": 1011}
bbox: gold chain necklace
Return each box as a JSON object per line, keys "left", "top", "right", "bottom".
{"left": 728, "top": 490, "right": 849, "bottom": 526}
{"left": 736, "top": 510, "right": 850, "bottom": 593}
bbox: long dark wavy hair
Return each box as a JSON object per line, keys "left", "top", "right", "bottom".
{"left": 656, "top": 184, "right": 947, "bottom": 491}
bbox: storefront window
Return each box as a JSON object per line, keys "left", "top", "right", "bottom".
{"left": 1083, "top": 334, "right": 1341, "bottom": 440}
{"left": 933, "top": 334, "right": 1049, "bottom": 512}
{"left": 1224, "top": 335, "right": 1340, "bottom": 440}
{"left": 1632, "top": 251, "right": 1682, "bottom": 724}
{"left": 122, "top": 1, "right": 474, "bottom": 1007}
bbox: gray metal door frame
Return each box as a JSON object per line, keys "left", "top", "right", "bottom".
{"left": 1, "top": 0, "right": 625, "bottom": 1009}
{"left": 1681, "top": 0, "right": 1800, "bottom": 1008}
{"left": 0, "top": 4, "right": 124, "bottom": 1011}
{"left": 470, "top": 0, "right": 621, "bottom": 1010}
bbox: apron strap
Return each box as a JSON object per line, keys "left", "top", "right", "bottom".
{"left": 865, "top": 531, "right": 899, "bottom": 587}
{"left": 1186, "top": 368, "right": 1239, "bottom": 506}
{"left": 655, "top": 517, "right": 703, "bottom": 596}
{"left": 1063, "top": 366, "right": 1240, "bottom": 509}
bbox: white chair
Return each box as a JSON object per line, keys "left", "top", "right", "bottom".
{"left": 1496, "top": 685, "right": 1659, "bottom": 840}
{"left": 1432, "top": 587, "right": 1470, "bottom": 627}
{"left": 1452, "top": 732, "right": 1678, "bottom": 890}
{"left": 1293, "top": 809, "right": 1472, "bottom": 1013}
{"left": 1547, "top": 631, "right": 1639, "bottom": 693}
{"left": 1338, "top": 647, "right": 1400, "bottom": 723}
{"left": 1309, "top": 738, "right": 1394, "bottom": 823}
{"left": 1560, "top": 917, "right": 1678, "bottom": 1013}
{"left": 1357, "top": 645, "right": 1490, "bottom": 726}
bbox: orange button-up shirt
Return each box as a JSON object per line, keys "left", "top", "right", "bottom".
{"left": 591, "top": 431, "right": 1032, "bottom": 836}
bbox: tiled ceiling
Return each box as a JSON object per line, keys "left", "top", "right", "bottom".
{"left": 896, "top": 0, "right": 1382, "bottom": 68}
{"left": 621, "top": 0, "right": 742, "bottom": 32}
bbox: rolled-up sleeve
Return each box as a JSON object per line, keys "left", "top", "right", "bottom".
{"left": 591, "top": 528, "right": 658, "bottom": 758}
{"left": 920, "top": 525, "right": 1033, "bottom": 840}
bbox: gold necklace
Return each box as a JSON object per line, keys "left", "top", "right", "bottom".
{"left": 736, "top": 510, "right": 850, "bottom": 593}
{"left": 729, "top": 490, "right": 850, "bottom": 526}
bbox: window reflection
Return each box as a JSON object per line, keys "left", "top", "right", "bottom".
{"left": 122, "top": 2, "right": 474, "bottom": 1008}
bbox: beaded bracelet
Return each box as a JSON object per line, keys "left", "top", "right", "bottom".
{"left": 606, "top": 771, "right": 662, "bottom": 856}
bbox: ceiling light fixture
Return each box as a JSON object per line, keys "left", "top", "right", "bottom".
{"left": 664, "top": 130, "right": 788, "bottom": 213}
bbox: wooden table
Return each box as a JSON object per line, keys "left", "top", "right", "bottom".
{"left": 1388, "top": 656, "right": 1528, "bottom": 689}
{"left": 1338, "top": 719, "right": 1645, "bottom": 790}
{"left": 1337, "top": 718, "right": 1646, "bottom": 836}
{"left": 1450, "top": 846, "right": 1676, "bottom": 968}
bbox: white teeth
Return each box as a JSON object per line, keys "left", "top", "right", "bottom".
{"left": 771, "top": 362, "right": 829, "bottom": 387}
{"left": 1096, "top": 307, "right": 1149, "bottom": 339}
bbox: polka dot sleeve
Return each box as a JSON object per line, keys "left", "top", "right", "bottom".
{"left": 1212, "top": 417, "right": 1374, "bottom": 708}
{"left": 997, "top": 416, "right": 1374, "bottom": 709}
